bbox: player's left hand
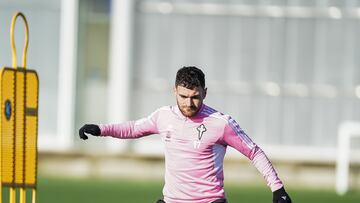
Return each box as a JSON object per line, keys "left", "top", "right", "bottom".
{"left": 273, "top": 187, "right": 292, "bottom": 203}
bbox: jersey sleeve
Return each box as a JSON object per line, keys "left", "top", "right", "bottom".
{"left": 98, "top": 109, "right": 160, "bottom": 139}
{"left": 222, "top": 117, "right": 284, "bottom": 192}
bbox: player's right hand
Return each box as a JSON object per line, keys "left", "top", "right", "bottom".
{"left": 79, "top": 124, "right": 101, "bottom": 140}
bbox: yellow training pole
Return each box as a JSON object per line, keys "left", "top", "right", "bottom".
{"left": 20, "top": 189, "right": 26, "bottom": 203}
{"left": 10, "top": 12, "right": 29, "bottom": 203}
{"left": 9, "top": 188, "right": 15, "bottom": 203}
{"left": 0, "top": 134, "right": 1, "bottom": 203}
{"left": 0, "top": 68, "right": 2, "bottom": 203}
{"left": 0, "top": 163, "right": 1, "bottom": 203}
{"left": 32, "top": 189, "right": 36, "bottom": 203}
{"left": 10, "top": 12, "right": 29, "bottom": 68}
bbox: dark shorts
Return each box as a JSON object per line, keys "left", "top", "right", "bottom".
{"left": 156, "top": 198, "right": 227, "bottom": 203}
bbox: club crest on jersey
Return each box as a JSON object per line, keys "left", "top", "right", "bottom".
{"left": 196, "top": 124, "right": 207, "bottom": 140}
{"left": 164, "top": 125, "right": 173, "bottom": 142}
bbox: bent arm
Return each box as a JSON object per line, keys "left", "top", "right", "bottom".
{"left": 222, "top": 118, "right": 283, "bottom": 192}
{"left": 249, "top": 146, "right": 283, "bottom": 192}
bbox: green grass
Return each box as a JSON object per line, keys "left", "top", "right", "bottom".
{"left": 4, "top": 176, "right": 358, "bottom": 203}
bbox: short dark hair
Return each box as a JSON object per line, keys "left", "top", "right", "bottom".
{"left": 175, "top": 66, "right": 205, "bottom": 89}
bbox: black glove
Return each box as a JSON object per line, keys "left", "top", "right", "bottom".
{"left": 79, "top": 124, "right": 101, "bottom": 140}
{"left": 273, "top": 187, "right": 292, "bottom": 203}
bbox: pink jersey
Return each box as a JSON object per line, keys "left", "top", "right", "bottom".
{"left": 99, "top": 104, "right": 283, "bottom": 203}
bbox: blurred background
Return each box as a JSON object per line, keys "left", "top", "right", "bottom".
{"left": 1, "top": 0, "right": 360, "bottom": 202}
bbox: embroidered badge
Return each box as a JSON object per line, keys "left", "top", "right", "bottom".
{"left": 196, "top": 124, "right": 207, "bottom": 140}
{"left": 164, "top": 125, "right": 173, "bottom": 142}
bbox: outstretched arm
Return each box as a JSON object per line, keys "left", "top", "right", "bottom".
{"left": 79, "top": 109, "right": 160, "bottom": 140}
{"left": 99, "top": 117, "right": 158, "bottom": 139}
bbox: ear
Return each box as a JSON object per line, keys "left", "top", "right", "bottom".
{"left": 203, "top": 87, "right": 207, "bottom": 99}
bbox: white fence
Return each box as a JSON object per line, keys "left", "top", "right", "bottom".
{"left": 336, "top": 121, "right": 360, "bottom": 195}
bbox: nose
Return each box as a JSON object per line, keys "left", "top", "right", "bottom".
{"left": 185, "top": 98, "right": 194, "bottom": 107}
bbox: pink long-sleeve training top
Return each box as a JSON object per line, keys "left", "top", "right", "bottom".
{"left": 99, "top": 104, "right": 283, "bottom": 203}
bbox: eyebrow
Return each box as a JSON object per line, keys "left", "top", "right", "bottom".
{"left": 179, "top": 94, "right": 200, "bottom": 98}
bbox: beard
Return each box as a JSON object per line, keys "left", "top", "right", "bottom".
{"left": 177, "top": 102, "right": 201, "bottom": 117}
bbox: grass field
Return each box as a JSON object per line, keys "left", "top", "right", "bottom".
{"left": 3, "top": 176, "right": 360, "bottom": 203}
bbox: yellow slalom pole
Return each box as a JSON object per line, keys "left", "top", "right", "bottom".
{"left": 32, "top": 189, "right": 36, "bottom": 203}
{"left": 0, "top": 71, "right": 2, "bottom": 203}
{"left": 20, "top": 189, "right": 26, "bottom": 203}
{"left": 9, "top": 188, "right": 15, "bottom": 203}
{"left": 10, "top": 12, "right": 30, "bottom": 203}
{"left": 0, "top": 170, "right": 2, "bottom": 203}
{"left": 0, "top": 111, "right": 1, "bottom": 203}
{"left": 10, "top": 12, "right": 29, "bottom": 69}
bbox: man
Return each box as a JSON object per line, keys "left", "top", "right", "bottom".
{"left": 79, "top": 66, "right": 292, "bottom": 203}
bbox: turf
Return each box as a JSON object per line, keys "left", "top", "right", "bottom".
{"left": 4, "top": 176, "right": 358, "bottom": 203}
